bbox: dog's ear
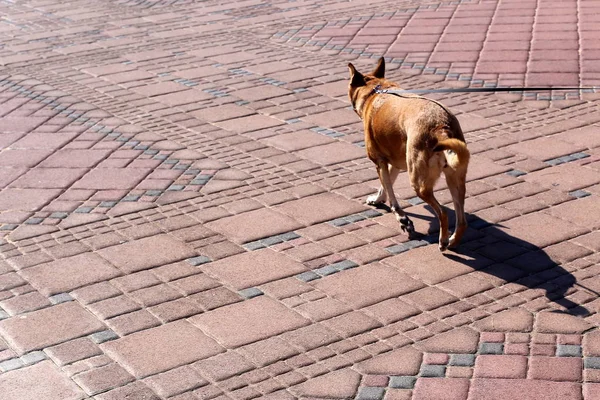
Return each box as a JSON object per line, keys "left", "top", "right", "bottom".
{"left": 348, "top": 63, "right": 365, "bottom": 87}
{"left": 372, "top": 57, "right": 385, "bottom": 78}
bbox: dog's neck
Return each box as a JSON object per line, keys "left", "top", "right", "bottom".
{"left": 352, "top": 85, "right": 380, "bottom": 119}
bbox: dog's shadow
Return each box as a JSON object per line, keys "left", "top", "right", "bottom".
{"left": 400, "top": 206, "right": 591, "bottom": 316}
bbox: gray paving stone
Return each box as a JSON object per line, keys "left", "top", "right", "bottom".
{"left": 584, "top": 357, "right": 600, "bottom": 369}
{"left": 21, "top": 351, "right": 46, "bottom": 365}
{"left": 449, "top": 353, "right": 477, "bottom": 367}
{"left": 556, "top": 344, "right": 582, "bottom": 357}
{"left": 419, "top": 364, "right": 446, "bottom": 377}
{"left": 479, "top": 343, "right": 504, "bottom": 355}
{"left": 356, "top": 386, "right": 386, "bottom": 400}
{"left": 389, "top": 376, "right": 416, "bottom": 389}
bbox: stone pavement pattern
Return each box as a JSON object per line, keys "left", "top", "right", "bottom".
{"left": 0, "top": 0, "right": 600, "bottom": 399}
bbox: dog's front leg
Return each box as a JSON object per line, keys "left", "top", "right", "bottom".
{"left": 377, "top": 163, "right": 414, "bottom": 234}
{"left": 366, "top": 186, "right": 386, "bottom": 205}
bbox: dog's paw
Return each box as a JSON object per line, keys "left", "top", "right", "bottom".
{"left": 366, "top": 195, "right": 385, "bottom": 205}
{"left": 438, "top": 240, "right": 449, "bottom": 252}
{"left": 398, "top": 216, "right": 415, "bottom": 234}
{"left": 447, "top": 234, "right": 459, "bottom": 249}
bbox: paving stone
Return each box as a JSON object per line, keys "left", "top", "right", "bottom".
{"left": 557, "top": 344, "right": 583, "bottom": 358}
{"left": 412, "top": 377, "right": 470, "bottom": 400}
{"left": 94, "top": 381, "right": 160, "bottom": 400}
{"left": 449, "top": 354, "right": 476, "bottom": 367}
{"left": 21, "top": 253, "right": 120, "bottom": 296}
{"left": 529, "top": 356, "right": 582, "bottom": 381}
{"left": 206, "top": 207, "right": 302, "bottom": 244}
{"left": 389, "top": 376, "right": 417, "bottom": 389}
{"left": 536, "top": 311, "right": 592, "bottom": 334}
{"left": 143, "top": 365, "right": 207, "bottom": 398}
{"left": 101, "top": 320, "right": 223, "bottom": 378}
{"left": 357, "top": 347, "right": 423, "bottom": 375}
{"left": 98, "top": 234, "right": 196, "bottom": 273}
{"left": 73, "top": 168, "right": 152, "bottom": 190}
{"left": 290, "top": 368, "right": 361, "bottom": 399}
{"left": 45, "top": 338, "right": 102, "bottom": 366}
{"left": 73, "top": 362, "right": 135, "bottom": 395}
{"left": 0, "top": 360, "right": 85, "bottom": 400}
{"left": 417, "top": 327, "right": 479, "bottom": 354}
{"left": 474, "top": 355, "right": 527, "bottom": 378}
{"left": 192, "top": 351, "right": 254, "bottom": 381}
{"left": 382, "top": 245, "right": 486, "bottom": 285}
{"left": 0, "top": 302, "right": 105, "bottom": 355}
{"left": 276, "top": 192, "right": 367, "bottom": 225}
{"left": 189, "top": 296, "right": 309, "bottom": 347}
{"left": 356, "top": 386, "right": 386, "bottom": 400}
{"left": 313, "top": 262, "right": 424, "bottom": 308}
{"left": 201, "top": 248, "right": 306, "bottom": 289}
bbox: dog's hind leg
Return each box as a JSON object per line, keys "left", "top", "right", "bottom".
{"left": 377, "top": 163, "right": 414, "bottom": 234}
{"left": 409, "top": 161, "right": 449, "bottom": 250}
{"left": 444, "top": 168, "right": 468, "bottom": 249}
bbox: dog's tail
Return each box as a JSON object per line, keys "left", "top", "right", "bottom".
{"left": 433, "top": 138, "right": 470, "bottom": 170}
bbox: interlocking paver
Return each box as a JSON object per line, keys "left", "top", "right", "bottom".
{"left": 21, "top": 253, "right": 120, "bottom": 296}
{"left": 101, "top": 320, "right": 223, "bottom": 378}
{"left": 0, "top": 302, "right": 105, "bottom": 355}
{"left": 0, "top": 0, "right": 599, "bottom": 398}
{"left": 189, "top": 296, "right": 309, "bottom": 347}
{"left": 0, "top": 360, "right": 85, "bottom": 400}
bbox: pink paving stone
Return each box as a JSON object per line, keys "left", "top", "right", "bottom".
{"left": 357, "top": 346, "right": 423, "bottom": 375}
{"left": 0, "top": 360, "right": 85, "bottom": 400}
{"left": 189, "top": 296, "right": 309, "bottom": 347}
{"left": 529, "top": 356, "right": 582, "bottom": 381}
{"left": 290, "top": 368, "right": 361, "bottom": 399}
{"left": 473, "top": 308, "right": 533, "bottom": 332}
{"left": 423, "top": 353, "right": 450, "bottom": 365}
{"left": 201, "top": 248, "right": 306, "bottom": 289}
{"left": 413, "top": 378, "right": 470, "bottom": 400}
{"left": 295, "top": 141, "right": 366, "bottom": 166}
{"left": 275, "top": 192, "right": 367, "bottom": 225}
{"left": 382, "top": 245, "right": 485, "bottom": 285}
{"left": 40, "top": 149, "right": 111, "bottom": 168}
{"left": 416, "top": 327, "right": 480, "bottom": 354}
{"left": 205, "top": 207, "right": 302, "bottom": 244}
{"left": 535, "top": 311, "right": 592, "bottom": 334}
{"left": 313, "top": 262, "right": 424, "bottom": 308}
{"left": 260, "top": 130, "right": 335, "bottom": 152}
{"left": 505, "top": 137, "right": 587, "bottom": 161}
{"left": 301, "top": 108, "right": 358, "bottom": 129}
{"left": 474, "top": 355, "right": 528, "bottom": 379}
{"left": 0, "top": 188, "right": 62, "bottom": 212}
{"left": 468, "top": 378, "right": 582, "bottom": 400}
{"left": 215, "top": 114, "right": 284, "bottom": 133}
{"left": 524, "top": 163, "right": 600, "bottom": 192}
{"left": 102, "top": 70, "right": 154, "bottom": 84}
{"left": 486, "top": 212, "right": 589, "bottom": 249}
{"left": 10, "top": 167, "right": 88, "bottom": 189}
{"left": 20, "top": 252, "right": 120, "bottom": 296}
{"left": 73, "top": 167, "right": 152, "bottom": 190}
{"left": 190, "top": 103, "right": 255, "bottom": 122}
{"left": 0, "top": 116, "right": 48, "bottom": 133}
{"left": 548, "top": 196, "right": 600, "bottom": 230}
{"left": 584, "top": 331, "right": 600, "bottom": 356}
{"left": 98, "top": 234, "right": 196, "bottom": 273}
{"left": 131, "top": 81, "right": 186, "bottom": 97}
{"left": 233, "top": 85, "right": 292, "bottom": 101}
{"left": 0, "top": 302, "right": 105, "bottom": 354}
{"left": 101, "top": 320, "right": 223, "bottom": 378}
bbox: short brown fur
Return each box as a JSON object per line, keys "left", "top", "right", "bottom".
{"left": 348, "top": 57, "right": 470, "bottom": 251}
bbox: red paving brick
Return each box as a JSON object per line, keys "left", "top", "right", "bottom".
{"left": 0, "top": 0, "right": 598, "bottom": 398}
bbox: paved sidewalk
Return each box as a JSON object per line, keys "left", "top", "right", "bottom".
{"left": 1, "top": 0, "right": 600, "bottom": 399}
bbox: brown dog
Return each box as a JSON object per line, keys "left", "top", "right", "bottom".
{"left": 348, "top": 57, "right": 470, "bottom": 251}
